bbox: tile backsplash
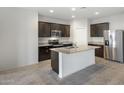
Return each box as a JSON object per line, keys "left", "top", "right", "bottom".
{"left": 88, "top": 37, "right": 104, "bottom": 43}
{"left": 39, "top": 37, "right": 72, "bottom": 44}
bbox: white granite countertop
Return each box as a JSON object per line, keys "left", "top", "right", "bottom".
{"left": 50, "top": 45, "right": 100, "bottom": 54}
{"left": 38, "top": 42, "right": 73, "bottom": 47}
{"left": 38, "top": 43, "right": 52, "bottom": 47}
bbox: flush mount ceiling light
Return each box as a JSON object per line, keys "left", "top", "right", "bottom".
{"left": 72, "top": 15, "right": 75, "bottom": 18}
{"left": 72, "top": 8, "right": 76, "bottom": 11}
{"left": 49, "top": 10, "right": 54, "bottom": 13}
{"left": 95, "top": 12, "right": 100, "bottom": 15}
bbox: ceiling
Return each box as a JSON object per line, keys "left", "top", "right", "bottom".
{"left": 37, "top": 7, "right": 124, "bottom": 20}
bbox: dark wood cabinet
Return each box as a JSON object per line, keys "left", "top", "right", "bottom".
{"left": 38, "top": 46, "right": 51, "bottom": 61}
{"left": 38, "top": 22, "right": 51, "bottom": 37}
{"left": 90, "top": 22, "right": 109, "bottom": 37}
{"left": 38, "top": 44, "right": 72, "bottom": 61}
{"left": 51, "top": 51, "right": 59, "bottom": 74}
{"left": 51, "top": 23, "right": 70, "bottom": 37}
{"left": 51, "top": 23, "right": 61, "bottom": 30}
{"left": 88, "top": 44, "right": 104, "bottom": 58}
{"left": 61, "top": 25, "right": 70, "bottom": 37}
{"left": 38, "top": 21, "right": 70, "bottom": 37}
{"left": 90, "top": 24, "right": 97, "bottom": 37}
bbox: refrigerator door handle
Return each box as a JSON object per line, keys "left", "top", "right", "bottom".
{"left": 105, "top": 40, "right": 109, "bottom": 46}
{"left": 110, "top": 35, "right": 113, "bottom": 45}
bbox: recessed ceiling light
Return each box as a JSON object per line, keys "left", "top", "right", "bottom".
{"left": 49, "top": 10, "right": 54, "bottom": 13}
{"left": 72, "top": 15, "right": 75, "bottom": 18}
{"left": 95, "top": 12, "right": 99, "bottom": 15}
{"left": 72, "top": 8, "right": 76, "bottom": 11}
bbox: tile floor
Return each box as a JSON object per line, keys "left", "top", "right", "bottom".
{"left": 0, "top": 57, "right": 124, "bottom": 85}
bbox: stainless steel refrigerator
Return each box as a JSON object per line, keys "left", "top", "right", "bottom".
{"left": 104, "top": 30, "right": 124, "bottom": 63}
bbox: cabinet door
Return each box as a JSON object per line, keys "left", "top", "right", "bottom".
{"left": 88, "top": 44, "right": 104, "bottom": 58}
{"left": 97, "top": 23, "right": 109, "bottom": 37}
{"left": 90, "top": 23, "right": 109, "bottom": 37}
{"left": 64, "top": 25, "right": 70, "bottom": 37}
{"left": 51, "top": 23, "right": 61, "bottom": 30}
{"left": 61, "top": 25, "right": 70, "bottom": 37}
{"left": 38, "top": 22, "right": 51, "bottom": 37}
{"left": 60, "top": 25, "right": 65, "bottom": 37}
{"left": 38, "top": 47, "right": 51, "bottom": 61}
{"left": 90, "top": 24, "right": 98, "bottom": 37}
{"left": 51, "top": 51, "right": 59, "bottom": 74}
{"left": 96, "top": 24, "right": 102, "bottom": 37}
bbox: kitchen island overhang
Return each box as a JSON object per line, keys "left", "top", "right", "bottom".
{"left": 51, "top": 46, "right": 99, "bottom": 78}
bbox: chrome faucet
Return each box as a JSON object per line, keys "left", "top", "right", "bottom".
{"left": 73, "top": 42, "right": 78, "bottom": 48}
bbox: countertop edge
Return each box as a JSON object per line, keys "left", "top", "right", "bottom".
{"left": 50, "top": 46, "right": 99, "bottom": 54}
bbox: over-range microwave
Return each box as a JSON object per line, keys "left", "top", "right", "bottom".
{"left": 51, "top": 30, "right": 61, "bottom": 37}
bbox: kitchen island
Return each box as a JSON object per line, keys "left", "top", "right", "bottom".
{"left": 51, "top": 46, "right": 99, "bottom": 78}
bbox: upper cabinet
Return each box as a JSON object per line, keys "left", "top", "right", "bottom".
{"left": 60, "top": 24, "right": 70, "bottom": 37}
{"left": 38, "top": 22, "right": 51, "bottom": 37}
{"left": 51, "top": 23, "right": 61, "bottom": 31}
{"left": 90, "top": 22, "right": 109, "bottom": 37}
{"left": 38, "top": 21, "right": 70, "bottom": 37}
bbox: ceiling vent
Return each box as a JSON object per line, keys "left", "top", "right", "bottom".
{"left": 80, "top": 7, "right": 87, "bottom": 9}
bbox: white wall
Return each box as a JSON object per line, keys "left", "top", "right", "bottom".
{"left": 70, "top": 18, "right": 88, "bottom": 46}
{"left": 88, "top": 13, "right": 124, "bottom": 42}
{"left": 38, "top": 15, "right": 70, "bottom": 25}
{"left": 38, "top": 15, "right": 72, "bottom": 43}
{"left": 0, "top": 8, "right": 38, "bottom": 71}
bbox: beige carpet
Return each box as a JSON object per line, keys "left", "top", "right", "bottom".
{"left": 0, "top": 57, "right": 124, "bottom": 85}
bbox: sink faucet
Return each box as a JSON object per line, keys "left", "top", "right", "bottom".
{"left": 73, "top": 42, "right": 77, "bottom": 48}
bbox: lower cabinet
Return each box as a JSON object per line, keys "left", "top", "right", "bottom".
{"left": 51, "top": 51, "right": 59, "bottom": 74}
{"left": 38, "top": 46, "right": 51, "bottom": 61}
{"left": 38, "top": 44, "right": 73, "bottom": 62}
{"left": 88, "top": 44, "right": 104, "bottom": 58}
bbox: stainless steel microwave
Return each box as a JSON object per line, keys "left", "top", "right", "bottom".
{"left": 51, "top": 30, "right": 61, "bottom": 37}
